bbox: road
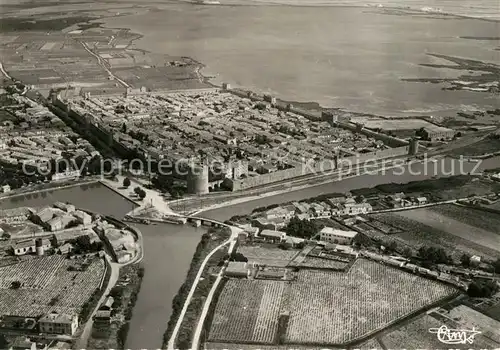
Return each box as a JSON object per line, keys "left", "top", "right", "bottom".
{"left": 166, "top": 226, "right": 240, "bottom": 350}
{"left": 80, "top": 42, "right": 131, "bottom": 88}
{"left": 74, "top": 257, "right": 119, "bottom": 349}
{"left": 190, "top": 228, "right": 240, "bottom": 349}
{"left": 0, "top": 61, "right": 12, "bottom": 80}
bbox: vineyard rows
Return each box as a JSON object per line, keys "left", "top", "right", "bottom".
{"left": 0, "top": 256, "right": 65, "bottom": 289}
{"left": 209, "top": 279, "right": 285, "bottom": 344}
{"left": 285, "top": 259, "right": 455, "bottom": 344}
{"left": 0, "top": 257, "right": 105, "bottom": 317}
{"left": 300, "top": 257, "right": 348, "bottom": 270}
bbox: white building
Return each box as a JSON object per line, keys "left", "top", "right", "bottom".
{"left": 319, "top": 227, "right": 358, "bottom": 245}
{"left": 39, "top": 312, "right": 78, "bottom": 336}
{"left": 260, "top": 229, "right": 286, "bottom": 241}
{"left": 1, "top": 184, "right": 11, "bottom": 193}
{"left": 52, "top": 170, "right": 80, "bottom": 181}
{"left": 73, "top": 210, "right": 92, "bottom": 225}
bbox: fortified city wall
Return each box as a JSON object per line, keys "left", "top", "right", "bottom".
{"left": 227, "top": 145, "right": 410, "bottom": 191}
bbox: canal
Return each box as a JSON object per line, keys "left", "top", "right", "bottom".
{"left": 0, "top": 156, "right": 498, "bottom": 348}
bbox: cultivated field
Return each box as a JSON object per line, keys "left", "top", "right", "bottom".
{"left": 380, "top": 314, "right": 446, "bottom": 349}
{"left": 431, "top": 204, "right": 500, "bottom": 234}
{"left": 300, "top": 257, "right": 349, "bottom": 270}
{"left": 396, "top": 206, "right": 500, "bottom": 253}
{"left": 381, "top": 308, "right": 500, "bottom": 349}
{"left": 445, "top": 305, "right": 500, "bottom": 344}
{"left": 0, "top": 255, "right": 105, "bottom": 317}
{"left": 370, "top": 212, "right": 499, "bottom": 259}
{"left": 208, "top": 279, "right": 286, "bottom": 344}
{"left": 238, "top": 245, "right": 298, "bottom": 267}
{"left": 285, "top": 259, "right": 455, "bottom": 345}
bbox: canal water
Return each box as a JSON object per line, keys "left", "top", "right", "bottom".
{"left": 0, "top": 156, "right": 499, "bottom": 348}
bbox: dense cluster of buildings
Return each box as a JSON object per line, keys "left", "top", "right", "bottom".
{"left": 251, "top": 195, "right": 373, "bottom": 230}
{"left": 56, "top": 88, "right": 416, "bottom": 194}
{"left": 94, "top": 220, "right": 137, "bottom": 263}
{"left": 0, "top": 90, "right": 100, "bottom": 182}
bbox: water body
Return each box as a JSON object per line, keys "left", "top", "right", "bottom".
{"left": 1, "top": 156, "right": 499, "bottom": 348}
{"left": 102, "top": 4, "right": 499, "bottom": 116}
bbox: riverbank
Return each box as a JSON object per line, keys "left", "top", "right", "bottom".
{"left": 0, "top": 178, "right": 99, "bottom": 202}
{"left": 163, "top": 227, "right": 231, "bottom": 349}
{"left": 87, "top": 263, "right": 145, "bottom": 350}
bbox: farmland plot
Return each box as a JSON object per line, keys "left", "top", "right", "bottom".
{"left": 382, "top": 311, "right": 500, "bottom": 349}
{"left": 396, "top": 207, "right": 500, "bottom": 253}
{"left": 0, "top": 256, "right": 105, "bottom": 317}
{"left": 300, "top": 257, "right": 348, "bottom": 270}
{"left": 380, "top": 314, "right": 448, "bottom": 349}
{"left": 431, "top": 204, "right": 500, "bottom": 234}
{"left": 285, "top": 259, "right": 455, "bottom": 345}
{"left": 371, "top": 213, "right": 498, "bottom": 259}
{"left": 238, "top": 246, "right": 298, "bottom": 267}
{"left": 208, "top": 279, "right": 286, "bottom": 344}
{"left": 445, "top": 305, "right": 500, "bottom": 344}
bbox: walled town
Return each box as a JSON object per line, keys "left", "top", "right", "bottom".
{"left": 0, "top": 10, "right": 499, "bottom": 350}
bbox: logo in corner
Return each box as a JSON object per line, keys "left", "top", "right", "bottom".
{"left": 429, "top": 325, "right": 481, "bottom": 345}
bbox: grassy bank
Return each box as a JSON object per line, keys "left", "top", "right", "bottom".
{"left": 87, "top": 264, "right": 145, "bottom": 350}
{"left": 162, "top": 227, "right": 231, "bottom": 349}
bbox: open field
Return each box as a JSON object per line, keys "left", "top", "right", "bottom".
{"left": 370, "top": 212, "right": 499, "bottom": 260}
{"left": 380, "top": 307, "right": 500, "bottom": 349}
{"left": 285, "top": 259, "right": 456, "bottom": 345}
{"left": 431, "top": 204, "right": 500, "bottom": 234}
{"left": 396, "top": 206, "right": 500, "bottom": 253}
{"left": 445, "top": 305, "right": 500, "bottom": 343}
{"left": 380, "top": 314, "right": 449, "bottom": 349}
{"left": 208, "top": 279, "right": 286, "bottom": 344}
{"left": 237, "top": 245, "right": 299, "bottom": 267}
{"left": 0, "top": 255, "right": 105, "bottom": 317}
{"left": 449, "top": 137, "right": 500, "bottom": 157}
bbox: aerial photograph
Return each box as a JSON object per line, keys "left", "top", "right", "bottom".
{"left": 0, "top": 0, "right": 499, "bottom": 349}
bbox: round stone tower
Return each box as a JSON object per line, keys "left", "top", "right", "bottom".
{"left": 408, "top": 138, "right": 419, "bottom": 155}
{"left": 187, "top": 163, "right": 209, "bottom": 195}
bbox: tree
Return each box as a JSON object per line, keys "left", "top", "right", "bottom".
{"left": 402, "top": 247, "right": 413, "bottom": 258}
{"left": 418, "top": 246, "right": 452, "bottom": 265}
{"left": 138, "top": 189, "right": 146, "bottom": 200}
{"left": 460, "top": 253, "right": 471, "bottom": 267}
{"left": 134, "top": 186, "right": 142, "bottom": 195}
{"left": 467, "top": 279, "right": 499, "bottom": 298}
{"left": 0, "top": 334, "right": 8, "bottom": 349}
{"left": 490, "top": 258, "right": 500, "bottom": 274}
{"left": 10, "top": 281, "right": 21, "bottom": 289}
{"left": 225, "top": 252, "right": 248, "bottom": 262}
{"left": 387, "top": 241, "right": 398, "bottom": 253}
{"left": 123, "top": 177, "right": 131, "bottom": 188}
{"left": 285, "top": 217, "right": 321, "bottom": 239}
